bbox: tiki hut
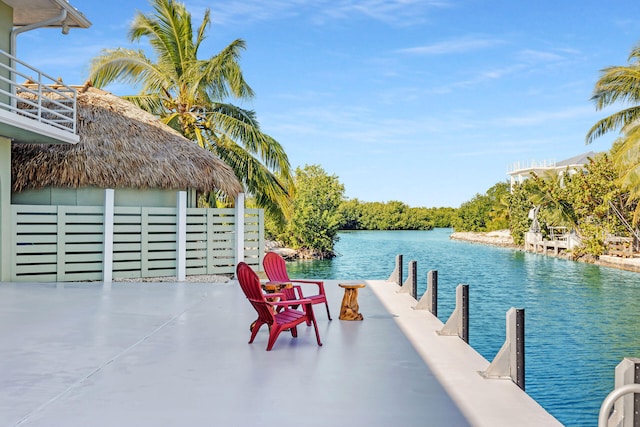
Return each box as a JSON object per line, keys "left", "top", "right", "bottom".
{"left": 11, "top": 84, "right": 242, "bottom": 207}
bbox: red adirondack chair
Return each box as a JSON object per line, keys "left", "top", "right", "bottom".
{"left": 236, "top": 262, "right": 322, "bottom": 351}
{"left": 263, "top": 252, "right": 332, "bottom": 320}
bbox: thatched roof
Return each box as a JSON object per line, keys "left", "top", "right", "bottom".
{"left": 11, "top": 85, "right": 242, "bottom": 197}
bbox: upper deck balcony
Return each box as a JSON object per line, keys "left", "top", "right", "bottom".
{"left": 0, "top": 49, "right": 78, "bottom": 144}
{"left": 0, "top": 0, "right": 90, "bottom": 145}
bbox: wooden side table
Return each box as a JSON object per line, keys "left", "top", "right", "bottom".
{"left": 261, "top": 281, "right": 293, "bottom": 294}
{"left": 338, "top": 283, "right": 366, "bottom": 320}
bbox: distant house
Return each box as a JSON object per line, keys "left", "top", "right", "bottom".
{"left": 507, "top": 151, "right": 599, "bottom": 191}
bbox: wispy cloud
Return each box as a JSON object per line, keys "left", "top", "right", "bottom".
{"left": 422, "top": 64, "right": 524, "bottom": 94}
{"left": 497, "top": 106, "right": 596, "bottom": 127}
{"left": 195, "top": 0, "right": 452, "bottom": 27}
{"left": 398, "top": 36, "right": 504, "bottom": 55}
{"left": 516, "top": 49, "right": 565, "bottom": 63}
{"left": 320, "top": 0, "right": 453, "bottom": 26}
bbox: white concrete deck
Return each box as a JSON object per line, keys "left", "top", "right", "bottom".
{"left": 0, "top": 279, "right": 562, "bottom": 427}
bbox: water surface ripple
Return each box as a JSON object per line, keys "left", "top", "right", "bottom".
{"left": 285, "top": 229, "right": 640, "bottom": 427}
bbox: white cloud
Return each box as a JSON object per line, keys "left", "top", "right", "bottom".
{"left": 190, "top": 0, "right": 452, "bottom": 27}
{"left": 516, "top": 49, "right": 565, "bottom": 63}
{"left": 498, "top": 105, "right": 596, "bottom": 127}
{"left": 422, "top": 64, "right": 524, "bottom": 94}
{"left": 398, "top": 36, "right": 504, "bottom": 55}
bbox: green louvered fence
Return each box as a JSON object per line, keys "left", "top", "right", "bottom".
{"left": 10, "top": 204, "right": 263, "bottom": 282}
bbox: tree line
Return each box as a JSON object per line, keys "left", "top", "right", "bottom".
{"left": 263, "top": 165, "right": 456, "bottom": 258}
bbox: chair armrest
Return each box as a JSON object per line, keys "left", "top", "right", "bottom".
{"left": 290, "top": 280, "right": 326, "bottom": 294}
{"left": 291, "top": 285, "right": 304, "bottom": 299}
{"left": 291, "top": 279, "right": 323, "bottom": 285}
{"left": 271, "top": 298, "right": 312, "bottom": 307}
{"left": 262, "top": 292, "right": 286, "bottom": 299}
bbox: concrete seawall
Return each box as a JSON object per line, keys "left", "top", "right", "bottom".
{"left": 451, "top": 230, "right": 640, "bottom": 273}
{"left": 368, "top": 280, "right": 563, "bottom": 427}
{"left": 450, "top": 230, "right": 519, "bottom": 249}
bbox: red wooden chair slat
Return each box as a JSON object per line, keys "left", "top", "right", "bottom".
{"left": 236, "top": 262, "right": 322, "bottom": 351}
{"left": 263, "top": 252, "right": 332, "bottom": 320}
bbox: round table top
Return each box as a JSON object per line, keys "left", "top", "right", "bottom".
{"left": 262, "top": 281, "right": 292, "bottom": 292}
{"left": 338, "top": 283, "right": 366, "bottom": 289}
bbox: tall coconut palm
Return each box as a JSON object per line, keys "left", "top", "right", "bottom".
{"left": 610, "top": 124, "right": 640, "bottom": 223}
{"left": 88, "top": 0, "right": 293, "bottom": 220}
{"left": 586, "top": 44, "right": 640, "bottom": 145}
{"left": 587, "top": 43, "right": 640, "bottom": 223}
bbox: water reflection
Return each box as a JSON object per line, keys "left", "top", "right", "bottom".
{"left": 285, "top": 228, "right": 640, "bottom": 427}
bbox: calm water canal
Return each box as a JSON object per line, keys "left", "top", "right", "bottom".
{"left": 286, "top": 228, "right": 640, "bottom": 427}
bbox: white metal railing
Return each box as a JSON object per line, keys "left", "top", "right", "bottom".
{"left": 598, "top": 384, "right": 640, "bottom": 427}
{"left": 0, "top": 49, "right": 76, "bottom": 134}
{"left": 507, "top": 159, "right": 557, "bottom": 174}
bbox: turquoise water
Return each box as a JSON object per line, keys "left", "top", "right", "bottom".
{"left": 286, "top": 229, "right": 640, "bottom": 427}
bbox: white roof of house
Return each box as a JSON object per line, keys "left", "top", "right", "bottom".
{"left": 507, "top": 151, "right": 600, "bottom": 176}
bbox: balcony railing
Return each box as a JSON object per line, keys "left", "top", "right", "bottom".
{"left": 507, "top": 159, "right": 557, "bottom": 174}
{"left": 0, "top": 49, "right": 76, "bottom": 136}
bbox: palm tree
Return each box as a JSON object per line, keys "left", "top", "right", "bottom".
{"left": 88, "top": 0, "right": 293, "bottom": 220}
{"left": 586, "top": 44, "right": 640, "bottom": 144}
{"left": 610, "top": 124, "right": 640, "bottom": 222}
{"left": 528, "top": 170, "right": 578, "bottom": 232}
{"left": 587, "top": 43, "right": 640, "bottom": 223}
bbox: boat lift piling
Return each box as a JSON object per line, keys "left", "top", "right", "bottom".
{"left": 388, "top": 254, "right": 525, "bottom": 390}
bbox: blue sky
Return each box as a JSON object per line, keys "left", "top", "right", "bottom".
{"left": 14, "top": 0, "right": 640, "bottom": 207}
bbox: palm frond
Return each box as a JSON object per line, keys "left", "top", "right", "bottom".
{"left": 206, "top": 106, "right": 292, "bottom": 179}
{"left": 213, "top": 135, "right": 293, "bottom": 220}
{"left": 89, "top": 48, "right": 161, "bottom": 89}
{"left": 591, "top": 66, "right": 640, "bottom": 109}
{"left": 585, "top": 106, "right": 640, "bottom": 144}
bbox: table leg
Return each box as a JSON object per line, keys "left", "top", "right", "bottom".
{"left": 339, "top": 288, "right": 364, "bottom": 320}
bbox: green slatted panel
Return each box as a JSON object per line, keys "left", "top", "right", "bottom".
{"left": 11, "top": 203, "right": 264, "bottom": 282}
{"left": 11, "top": 205, "right": 105, "bottom": 282}
{"left": 244, "top": 208, "right": 264, "bottom": 270}
{"left": 185, "top": 208, "right": 208, "bottom": 275}
{"left": 112, "top": 207, "right": 142, "bottom": 279}
{"left": 208, "top": 208, "right": 235, "bottom": 275}
{"left": 143, "top": 207, "right": 177, "bottom": 278}
{"left": 57, "top": 206, "right": 105, "bottom": 281}
{"left": 12, "top": 205, "right": 58, "bottom": 281}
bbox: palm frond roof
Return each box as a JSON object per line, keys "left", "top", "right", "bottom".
{"left": 12, "top": 84, "right": 242, "bottom": 197}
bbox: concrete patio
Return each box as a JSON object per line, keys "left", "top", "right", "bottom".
{"left": 0, "top": 278, "right": 561, "bottom": 426}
